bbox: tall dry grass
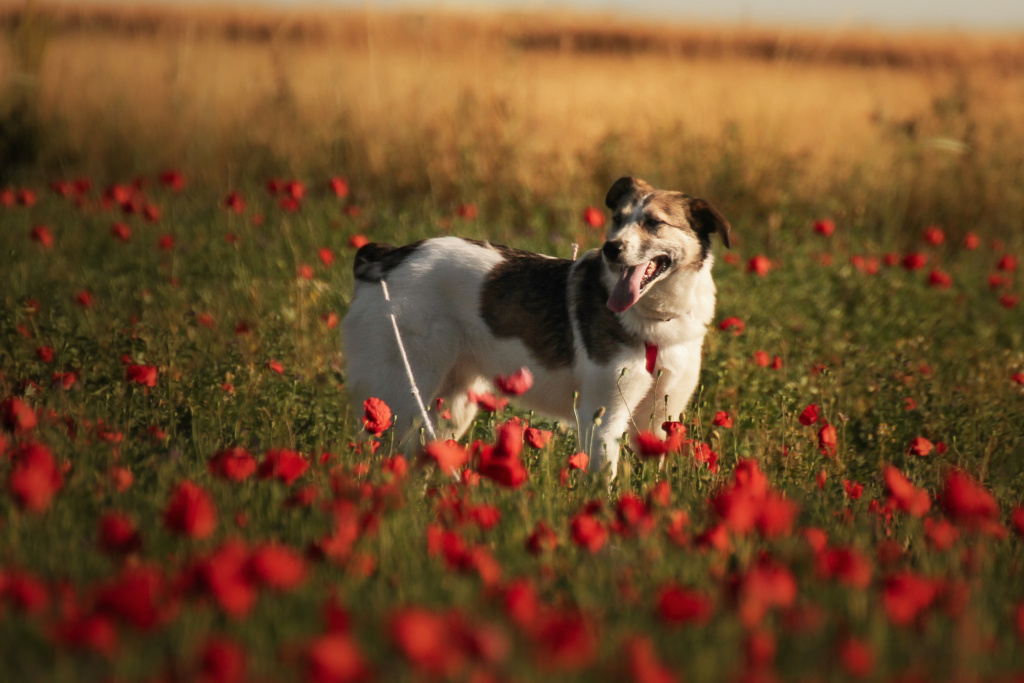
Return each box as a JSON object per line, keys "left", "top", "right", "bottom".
{"left": 2, "top": 2, "right": 1024, "bottom": 239}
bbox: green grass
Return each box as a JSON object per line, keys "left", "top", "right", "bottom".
{"left": 1, "top": 174, "right": 1023, "bottom": 682}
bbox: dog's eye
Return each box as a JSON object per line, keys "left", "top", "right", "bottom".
{"left": 643, "top": 218, "right": 662, "bottom": 232}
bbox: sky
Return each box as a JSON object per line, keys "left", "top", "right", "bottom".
{"left": 248, "top": 0, "right": 1024, "bottom": 31}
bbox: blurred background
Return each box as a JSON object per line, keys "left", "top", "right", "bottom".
{"left": 2, "top": 0, "right": 1024, "bottom": 240}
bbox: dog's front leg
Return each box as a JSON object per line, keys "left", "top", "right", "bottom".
{"left": 578, "top": 363, "right": 652, "bottom": 480}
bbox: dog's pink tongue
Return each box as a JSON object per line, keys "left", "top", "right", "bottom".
{"left": 607, "top": 261, "right": 650, "bottom": 313}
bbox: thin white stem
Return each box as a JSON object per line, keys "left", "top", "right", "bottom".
{"left": 380, "top": 280, "right": 437, "bottom": 442}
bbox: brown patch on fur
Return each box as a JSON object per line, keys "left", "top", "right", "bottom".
{"left": 573, "top": 252, "right": 641, "bottom": 363}
{"left": 605, "top": 176, "right": 652, "bottom": 210}
{"left": 480, "top": 247, "right": 576, "bottom": 369}
{"left": 353, "top": 241, "right": 425, "bottom": 282}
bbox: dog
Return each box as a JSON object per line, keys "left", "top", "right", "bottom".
{"left": 342, "top": 176, "right": 730, "bottom": 478}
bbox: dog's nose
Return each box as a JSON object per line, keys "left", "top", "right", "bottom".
{"left": 602, "top": 240, "right": 623, "bottom": 261}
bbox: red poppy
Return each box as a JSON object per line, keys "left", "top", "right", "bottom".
{"left": 712, "top": 411, "right": 733, "bottom": 428}
{"left": 838, "top": 637, "right": 874, "bottom": 678}
{"left": 532, "top": 610, "right": 598, "bottom": 671}
{"left": 389, "top": 608, "right": 463, "bottom": 677}
{"left": 997, "top": 254, "right": 1018, "bottom": 272}
{"left": 928, "top": 270, "right": 952, "bottom": 289}
{"left": 348, "top": 234, "right": 369, "bottom": 249}
{"left": 306, "top": 632, "right": 369, "bottom": 683}
{"left": 30, "top": 225, "right": 54, "bottom": 248}
{"left": 8, "top": 442, "right": 63, "bottom": 512}
{"left": 527, "top": 520, "right": 559, "bottom": 555}
{"left": 157, "top": 169, "right": 185, "bottom": 191}
{"left": 456, "top": 203, "right": 478, "bottom": 220}
{"left": 99, "top": 511, "right": 142, "bottom": 555}
{"left": 747, "top": 255, "right": 771, "bottom": 276}
{"left": 883, "top": 466, "right": 931, "bottom": 517}
{"left": 318, "top": 247, "right": 335, "bottom": 266}
{"left": 963, "top": 231, "right": 980, "bottom": 249}
{"left": 6, "top": 571, "right": 49, "bottom": 614}
{"left": 525, "top": 426, "right": 553, "bottom": 449}
{"left": 423, "top": 439, "right": 469, "bottom": 473}
{"left": 248, "top": 542, "right": 307, "bottom": 591}
{"left": 258, "top": 449, "right": 310, "bottom": 485}
{"left": 190, "top": 540, "right": 257, "bottom": 618}
{"left": 469, "top": 390, "right": 508, "bottom": 412}
{"left": 96, "top": 564, "right": 171, "bottom": 631}
{"left": 756, "top": 492, "right": 799, "bottom": 538}
{"left": 655, "top": 583, "right": 713, "bottom": 625}
{"left": 634, "top": 431, "right": 669, "bottom": 458}
{"left": 882, "top": 572, "right": 939, "bottom": 626}
{"left": 164, "top": 480, "right": 217, "bottom": 539}
{"left": 111, "top": 222, "right": 132, "bottom": 242}
{"left": 922, "top": 225, "right": 945, "bottom": 245}
{"left": 816, "top": 546, "right": 872, "bottom": 588}
{"left": 796, "top": 403, "right": 819, "bottom": 426}
{"left": 817, "top": 423, "right": 837, "bottom": 456}
{"left": 1013, "top": 506, "right": 1024, "bottom": 537}
{"left": 267, "top": 359, "right": 285, "bottom": 374}
{"left": 494, "top": 367, "right": 533, "bottom": 395}
{"left": 224, "top": 192, "right": 246, "bottom": 214}
{"left": 329, "top": 176, "right": 350, "bottom": 198}
{"left": 209, "top": 447, "right": 258, "bottom": 482}
{"left": 362, "top": 397, "right": 392, "bottom": 436}
{"left": 843, "top": 479, "right": 864, "bottom": 499}
{"left": 53, "top": 614, "right": 118, "bottom": 657}
{"left": 2, "top": 397, "right": 37, "bottom": 434}
{"left": 570, "top": 511, "right": 607, "bottom": 553}
{"left": 719, "top": 316, "right": 745, "bottom": 335}
{"left": 734, "top": 559, "right": 797, "bottom": 627}
{"left": 199, "top": 637, "right": 246, "bottom": 683}
{"left": 924, "top": 516, "right": 959, "bottom": 551}
{"left": 476, "top": 422, "right": 528, "bottom": 487}
{"left": 567, "top": 451, "right": 589, "bottom": 471}
{"left": 75, "top": 290, "right": 94, "bottom": 308}
{"left": 902, "top": 252, "right": 928, "bottom": 270}
{"left": 1000, "top": 293, "right": 1019, "bottom": 309}
{"left": 661, "top": 421, "right": 687, "bottom": 451}
{"left": 813, "top": 219, "right": 835, "bottom": 236}
{"left": 940, "top": 469, "right": 1000, "bottom": 530}
{"left": 582, "top": 206, "right": 605, "bottom": 228}
{"left": 125, "top": 364, "right": 158, "bottom": 388}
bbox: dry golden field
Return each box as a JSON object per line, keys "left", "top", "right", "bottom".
{"left": 3, "top": 2, "right": 1024, "bottom": 235}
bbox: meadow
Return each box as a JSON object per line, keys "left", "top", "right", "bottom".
{"left": 2, "top": 3, "right": 1024, "bottom": 682}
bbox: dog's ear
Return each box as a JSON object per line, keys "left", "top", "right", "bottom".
{"left": 687, "top": 198, "right": 731, "bottom": 249}
{"left": 605, "top": 177, "right": 649, "bottom": 210}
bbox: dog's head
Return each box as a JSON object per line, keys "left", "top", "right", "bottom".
{"left": 600, "top": 176, "right": 730, "bottom": 313}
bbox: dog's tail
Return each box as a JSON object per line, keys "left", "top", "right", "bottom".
{"left": 353, "top": 241, "right": 426, "bottom": 283}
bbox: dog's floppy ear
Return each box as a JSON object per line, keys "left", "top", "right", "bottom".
{"left": 605, "top": 176, "right": 649, "bottom": 210}
{"left": 687, "top": 198, "right": 731, "bottom": 249}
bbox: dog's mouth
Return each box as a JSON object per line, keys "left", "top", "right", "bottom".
{"left": 607, "top": 255, "right": 671, "bottom": 313}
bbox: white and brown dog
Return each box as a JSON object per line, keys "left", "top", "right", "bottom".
{"left": 342, "top": 177, "right": 730, "bottom": 478}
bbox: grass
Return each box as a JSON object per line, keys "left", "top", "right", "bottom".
{"left": 1, "top": 4, "right": 1024, "bottom": 682}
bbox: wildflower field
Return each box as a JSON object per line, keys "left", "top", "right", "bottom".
{"left": 3, "top": 4, "right": 1024, "bottom": 683}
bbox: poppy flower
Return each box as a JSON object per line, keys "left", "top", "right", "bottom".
{"left": 224, "top": 192, "right": 245, "bottom": 214}
{"left": 164, "top": 480, "right": 217, "bottom": 539}
{"left": 6, "top": 571, "right": 50, "bottom": 614}
{"left": 838, "top": 637, "right": 874, "bottom": 678}
{"left": 126, "top": 364, "right": 158, "bottom": 387}
{"left": 816, "top": 546, "right": 872, "bottom": 588}
{"left": 306, "top": 632, "right": 369, "bottom": 683}
{"left": 267, "top": 359, "right": 285, "bottom": 374}
{"left": 208, "top": 447, "right": 258, "bottom": 482}
{"left": 1000, "top": 293, "right": 1019, "bottom": 309}
{"left": 8, "top": 442, "right": 63, "bottom": 512}
{"left": 95, "top": 564, "right": 171, "bottom": 631}
{"left": 2, "top": 397, "right": 37, "bottom": 434}
{"left": 75, "top": 290, "right": 94, "bottom": 308}
{"left": 527, "top": 520, "right": 558, "bottom": 555}
{"left": 940, "top": 469, "right": 1000, "bottom": 530}
{"left": 468, "top": 391, "right": 508, "bottom": 412}
{"left": 570, "top": 511, "right": 607, "bottom": 553}
{"left": 747, "top": 255, "right": 771, "bottom": 276}
{"left": 389, "top": 608, "right": 463, "bottom": 678}
{"left": 633, "top": 431, "right": 669, "bottom": 458}
{"left": 582, "top": 206, "right": 605, "bottom": 228}
{"left": 53, "top": 614, "right": 118, "bottom": 657}
{"left": 525, "top": 426, "right": 553, "bottom": 448}
{"left": 494, "top": 367, "right": 533, "bottom": 395}
{"left": 99, "top": 511, "right": 142, "bottom": 555}
{"left": 655, "top": 584, "right": 713, "bottom": 625}
{"left": 111, "top": 222, "right": 132, "bottom": 242}
{"left": 476, "top": 422, "right": 528, "bottom": 487}
{"left": 456, "top": 203, "right": 478, "bottom": 220}
{"left": 567, "top": 451, "right": 589, "bottom": 471}
{"left": 883, "top": 466, "right": 931, "bottom": 517}
{"left": 712, "top": 411, "right": 733, "bottom": 428}
{"left": 329, "top": 176, "right": 350, "bottom": 198}
{"left": 817, "top": 423, "right": 837, "bottom": 456}
{"left": 902, "top": 252, "right": 928, "bottom": 270}
{"left": 813, "top": 219, "right": 835, "bottom": 236}
{"left": 30, "top": 225, "right": 54, "bottom": 248}
{"left": 928, "top": 270, "right": 952, "bottom": 289}
{"left": 963, "top": 232, "right": 980, "bottom": 249}
{"left": 190, "top": 540, "right": 257, "bottom": 618}
{"left": 734, "top": 559, "right": 797, "bottom": 627}
{"left": 348, "top": 234, "right": 369, "bottom": 249}
{"left": 158, "top": 170, "right": 185, "bottom": 191}
{"left": 199, "top": 637, "right": 246, "bottom": 683}
{"left": 719, "top": 316, "right": 745, "bottom": 335}
{"left": 258, "top": 449, "right": 310, "bottom": 485}
{"left": 691, "top": 441, "right": 718, "bottom": 472}
{"left": 924, "top": 516, "right": 959, "bottom": 551}
{"left": 319, "top": 247, "right": 335, "bottom": 266}
{"left": 362, "top": 397, "right": 392, "bottom": 436}
{"left": 423, "top": 439, "right": 469, "bottom": 473}
{"left": 532, "top": 610, "right": 598, "bottom": 672}
{"left": 882, "top": 572, "right": 939, "bottom": 626}
{"left": 997, "top": 254, "right": 1018, "bottom": 272}
{"left": 248, "top": 542, "right": 307, "bottom": 591}
{"left": 922, "top": 226, "right": 945, "bottom": 245}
